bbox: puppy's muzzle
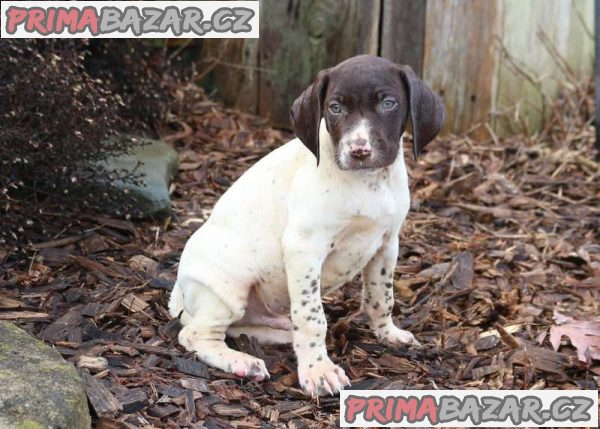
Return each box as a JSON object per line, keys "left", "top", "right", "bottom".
{"left": 348, "top": 139, "right": 372, "bottom": 160}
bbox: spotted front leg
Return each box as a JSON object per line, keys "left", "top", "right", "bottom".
{"left": 283, "top": 229, "right": 350, "bottom": 396}
{"left": 362, "top": 237, "right": 420, "bottom": 346}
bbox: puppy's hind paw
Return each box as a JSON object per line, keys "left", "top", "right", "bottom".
{"left": 227, "top": 355, "right": 270, "bottom": 381}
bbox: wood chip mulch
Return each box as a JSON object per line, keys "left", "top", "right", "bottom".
{"left": 1, "top": 82, "right": 599, "bottom": 428}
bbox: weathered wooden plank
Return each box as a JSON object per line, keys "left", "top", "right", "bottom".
{"left": 380, "top": 0, "right": 427, "bottom": 76}
{"left": 258, "top": 0, "right": 381, "bottom": 128}
{"left": 495, "top": 0, "right": 594, "bottom": 136}
{"left": 201, "top": 39, "right": 260, "bottom": 112}
{"left": 423, "top": 0, "right": 502, "bottom": 137}
{"left": 201, "top": 0, "right": 594, "bottom": 137}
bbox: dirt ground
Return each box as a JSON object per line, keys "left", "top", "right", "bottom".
{"left": 1, "top": 83, "right": 599, "bottom": 428}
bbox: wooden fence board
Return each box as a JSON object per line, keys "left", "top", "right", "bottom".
{"left": 200, "top": 0, "right": 594, "bottom": 137}
{"left": 495, "top": 0, "right": 594, "bottom": 136}
{"left": 380, "top": 0, "right": 427, "bottom": 76}
{"left": 258, "top": 0, "right": 380, "bottom": 127}
{"left": 201, "top": 39, "right": 260, "bottom": 112}
{"left": 423, "top": 0, "right": 502, "bottom": 137}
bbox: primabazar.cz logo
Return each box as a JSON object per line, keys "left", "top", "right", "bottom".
{"left": 340, "top": 390, "right": 599, "bottom": 427}
{"left": 0, "top": 1, "right": 259, "bottom": 38}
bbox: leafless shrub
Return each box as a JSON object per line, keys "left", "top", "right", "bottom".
{"left": 0, "top": 40, "right": 146, "bottom": 244}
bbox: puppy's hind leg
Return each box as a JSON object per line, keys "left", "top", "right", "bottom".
{"left": 176, "top": 282, "right": 270, "bottom": 380}
{"left": 168, "top": 282, "right": 192, "bottom": 325}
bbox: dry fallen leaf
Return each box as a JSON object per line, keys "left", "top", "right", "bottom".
{"left": 549, "top": 311, "right": 600, "bottom": 363}
{"left": 127, "top": 254, "right": 160, "bottom": 276}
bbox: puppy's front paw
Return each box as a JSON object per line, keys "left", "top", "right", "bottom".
{"left": 298, "top": 359, "right": 351, "bottom": 397}
{"left": 380, "top": 327, "right": 421, "bottom": 347}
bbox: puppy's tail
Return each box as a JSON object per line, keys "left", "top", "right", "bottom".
{"left": 168, "top": 281, "right": 192, "bottom": 325}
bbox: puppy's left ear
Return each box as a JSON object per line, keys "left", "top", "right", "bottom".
{"left": 396, "top": 65, "right": 446, "bottom": 160}
{"left": 289, "top": 69, "right": 330, "bottom": 165}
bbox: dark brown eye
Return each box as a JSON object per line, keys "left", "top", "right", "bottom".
{"left": 329, "top": 102, "right": 342, "bottom": 114}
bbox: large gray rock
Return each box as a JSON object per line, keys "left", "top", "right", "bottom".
{"left": 0, "top": 322, "right": 91, "bottom": 429}
{"left": 97, "top": 138, "right": 179, "bottom": 218}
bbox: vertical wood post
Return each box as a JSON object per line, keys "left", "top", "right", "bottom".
{"left": 380, "top": 0, "right": 427, "bottom": 76}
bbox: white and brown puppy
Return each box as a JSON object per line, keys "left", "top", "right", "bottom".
{"left": 169, "top": 55, "right": 445, "bottom": 396}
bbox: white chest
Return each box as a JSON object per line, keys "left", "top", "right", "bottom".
{"left": 320, "top": 216, "right": 390, "bottom": 291}
{"left": 317, "top": 167, "right": 409, "bottom": 292}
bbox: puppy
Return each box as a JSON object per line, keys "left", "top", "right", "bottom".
{"left": 169, "top": 55, "right": 445, "bottom": 396}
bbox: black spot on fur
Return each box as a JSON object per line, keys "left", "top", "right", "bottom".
{"left": 378, "top": 323, "right": 386, "bottom": 329}
{"left": 381, "top": 268, "right": 386, "bottom": 276}
{"left": 312, "top": 286, "right": 318, "bottom": 293}
{"left": 385, "top": 282, "right": 393, "bottom": 288}
{"left": 311, "top": 279, "right": 317, "bottom": 287}
{"left": 317, "top": 355, "right": 323, "bottom": 361}
{"left": 373, "top": 302, "right": 380, "bottom": 310}
{"left": 310, "top": 342, "right": 316, "bottom": 347}
{"left": 301, "top": 300, "right": 308, "bottom": 306}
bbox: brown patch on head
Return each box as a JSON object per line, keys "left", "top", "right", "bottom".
{"left": 290, "top": 55, "right": 445, "bottom": 170}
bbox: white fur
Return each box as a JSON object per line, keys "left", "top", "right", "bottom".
{"left": 339, "top": 118, "right": 371, "bottom": 168}
{"left": 169, "top": 119, "right": 418, "bottom": 396}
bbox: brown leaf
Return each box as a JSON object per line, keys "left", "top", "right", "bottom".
{"left": 441, "top": 251, "right": 474, "bottom": 291}
{"left": 127, "top": 254, "right": 159, "bottom": 276}
{"left": 549, "top": 311, "right": 600, "bottom": 362}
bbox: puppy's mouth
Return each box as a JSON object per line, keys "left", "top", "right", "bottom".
{"left": 335, "top": 151, "right": 389, "bottom": 171}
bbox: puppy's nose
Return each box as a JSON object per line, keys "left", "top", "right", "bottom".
{"left": 349, "top": 139, "right": 372, "bottom": 159}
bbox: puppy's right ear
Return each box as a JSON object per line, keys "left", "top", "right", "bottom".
{"left": 290, "top": 69, "right": 329, "bottom": 165}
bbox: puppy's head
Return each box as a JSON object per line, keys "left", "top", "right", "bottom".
{"left": 290, "top": 55, "right": 445, "bottom": 170}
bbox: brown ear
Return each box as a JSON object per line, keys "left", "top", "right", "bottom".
{"left": 396, "top": 65, "right": 445, "bottom": 160}
{"left": 289, "top": 69, "right": 330, "bottom": 165}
